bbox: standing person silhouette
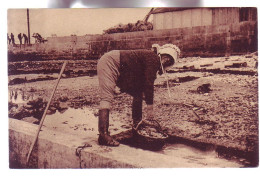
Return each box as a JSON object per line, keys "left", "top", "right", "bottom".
{"left": 18, "top": 33, "right": 23, "bottom": 47}
{"left": 7, "top": 34, "right": 11, "bottom": 45}
{"left": 11, "top": 33, "right": 15, "bottom": 45}
{"left": 23, "top": 34, "right": 28, "bottom": 44}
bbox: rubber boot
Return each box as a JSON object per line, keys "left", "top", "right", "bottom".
{"left": 132, "top": 94, "right": 143, "bottom": 129}
{"left": 98, "top": 109, "right": 120, "bottom": 146}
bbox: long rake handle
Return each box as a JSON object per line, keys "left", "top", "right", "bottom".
{"left": 159, "top": 56, "right": 202, "bottom": 121}
{"left": 159, "top": 54, "right": 171, "bottom": 98}
{"left": 26, "top": 61, "right": 68, "bottom": 166}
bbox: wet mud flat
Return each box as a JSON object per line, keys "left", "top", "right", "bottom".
{"left": 8, "top": 54, "right": 258, "bottom": 167}
{"left": 8, "top": 60, "right": 97, "bottom": 85}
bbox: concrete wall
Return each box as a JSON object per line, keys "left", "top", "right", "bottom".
{"left": 8, "top": 21, "right": 257, "bottom": 61}
{"left": 9, "top": 118, "right": 200, "bottom": 168}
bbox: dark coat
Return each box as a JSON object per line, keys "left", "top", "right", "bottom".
{"left": 117, "top": 50, "right": 160, "bottom": 105}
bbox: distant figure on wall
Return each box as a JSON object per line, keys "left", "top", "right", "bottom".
{"left": 23, "top": 33, "right": 29, "bottom": 44}
{"left": 10, "top": 33, "right": 15, "bottom": 45}
{"left": 18, "top": 33, "right": 23, "bottom": 47}
{"left": 32, "top": 33, "right": 47, "bottom": 43}
{"left": 7, "top": 34, "right": 11, "bottom": 45}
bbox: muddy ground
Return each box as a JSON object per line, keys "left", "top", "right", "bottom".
{"left": 8, "top": 53, "right": 258, "bottom": 165}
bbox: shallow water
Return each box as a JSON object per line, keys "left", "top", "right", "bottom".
{"left": 158, "top": 143, "right": 243, "bottom": 167}
{"left": 9, "top": 89, "right": 35, "bottom": 104}
{"left": 43, "top": 107, "right": 99, "bottom": 139}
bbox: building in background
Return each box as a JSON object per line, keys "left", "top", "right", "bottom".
{"left": 152, "top": 7, "right": 257, "bottom": 30}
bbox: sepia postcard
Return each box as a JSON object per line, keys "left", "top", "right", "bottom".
{"left": 7, "top": 6, "right": 258, "bottom": 169}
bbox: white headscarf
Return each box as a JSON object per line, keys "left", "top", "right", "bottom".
{"left": 158, "top": 44, "right": 181, "bottom": 61}
{"left": 152, "top": 43, "right": 181, "bottom": 61}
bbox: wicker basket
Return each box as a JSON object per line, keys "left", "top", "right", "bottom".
{"left": 134, "top": 120, "right": 168, "bottom": 150}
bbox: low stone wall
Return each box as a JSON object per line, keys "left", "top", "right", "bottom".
{"left": 9, "top": 118, "right": 201, "bottom": 168}
{"left": 8, "top": 21, "right": 257, "bottom": 61}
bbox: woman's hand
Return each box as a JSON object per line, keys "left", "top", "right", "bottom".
{"left": 114, "top": 86, "right": 121, "bottom": 95}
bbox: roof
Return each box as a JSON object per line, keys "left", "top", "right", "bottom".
{"left": 151, "top": 8, "right": 197, "bottom": 14}
{"left": 151, "top": 7, "right": 218, "bottom": 14}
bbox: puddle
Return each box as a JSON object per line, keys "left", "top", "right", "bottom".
{"left": 8, "top": 89, "right": 130, "bottom": 138}
{"left": 43, "top": 107, "right": 129, "bottom": 139}
{"left": 113, "top": 130, "right": 245, "bottom": 167}
{"left": 43, "top": 107, "right": 98, "bottom": 138}
{"left": 158, "top": 143, "right": 243, "bottom": 167}
{"left": 9, "top": 89, "right": 35, "bottom": 104}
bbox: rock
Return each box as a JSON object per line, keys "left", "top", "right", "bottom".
{"left": 8, "top": 102, "right": 18, "bottom": 109}
{"left": 9, "top": 105, "right": 31, "bottom": 119}
{"left": 93, "top": 109, "right": 99, "bottom": 117}
{"left": 59, "top": 96, "right": 69, "bottom": 102}
{"left": 27, "top": 98, "right": 46, "bottom": 109}
{"left": 23, "top": 103, "right": 34, "bottom": 109}
{"left": 47, "top": 107, "right": 56, "bottom": 115}
{"left": 197, "top": 83, "right": 211, "bottom": 94}
{"left": 56, "top": 102, "right": 68, "bottom": 113}
{"left": 9, "top": 107, "right": 18, "bottom": 118}
{"left": 59, "top": 108, "right": 67, "bottom": 114}
{"left": 58, "top": 102, "right": 68, "bottom": 110}
{"left": 21, "top": 117, "right": 39, "bottom": 124}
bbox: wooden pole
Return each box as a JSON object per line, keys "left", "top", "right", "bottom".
{"left": 26, "top": 61, "right": 68, "bottom": 166}
{"left": 27, "top": 8, "right": 31, "bottom": 44}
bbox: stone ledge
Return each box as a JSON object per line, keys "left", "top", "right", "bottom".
{"left": 9, "top": 118, "right": 200, "bottom": 168}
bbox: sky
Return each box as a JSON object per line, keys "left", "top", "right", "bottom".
{"left": 7, "top": 8, "right": 152, "bottom": 39}
{"left": 7, "top": 0, "right": 204, "bottom": 39}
